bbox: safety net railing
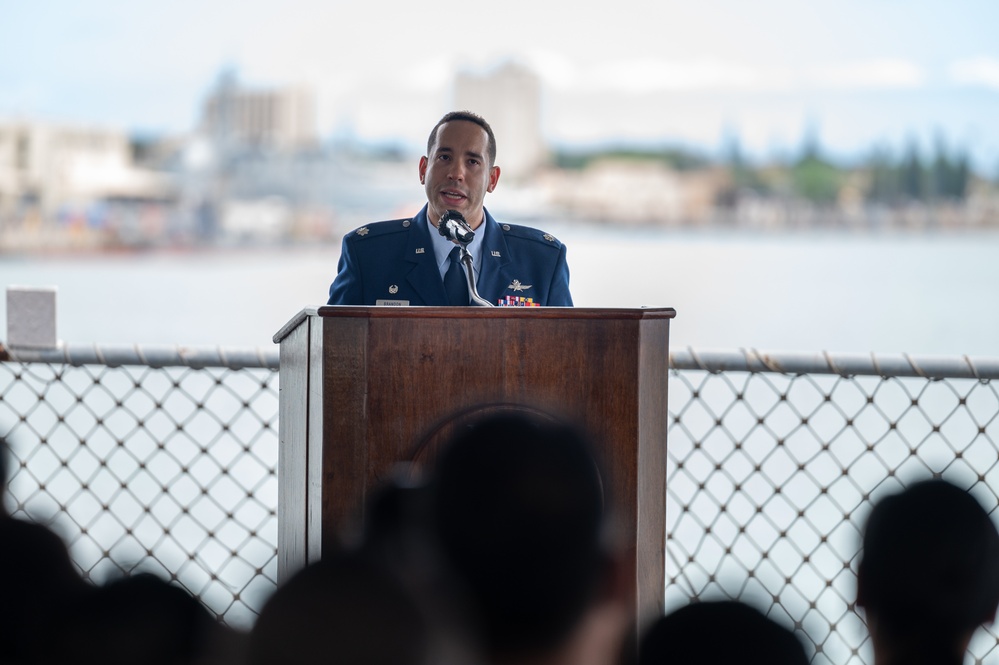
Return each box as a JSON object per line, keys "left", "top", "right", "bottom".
{"left": 1, "top": 342, "right": 998, "bottom": 663}
{"left": 667, "top": 348, "right": 999, "bottom": 665}
{"left": 0, "top": 343, "right": 280, "bottom": 629}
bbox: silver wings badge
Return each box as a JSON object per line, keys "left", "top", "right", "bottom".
{"left": 508, "top": 280, "right": 532, "bottom": 292}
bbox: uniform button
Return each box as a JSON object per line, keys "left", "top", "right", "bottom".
{"left": 502, "top": 224, "right": 511, "bottom": 231}
{"left": 402, "top": 220, "right": 411, "bottom": 227}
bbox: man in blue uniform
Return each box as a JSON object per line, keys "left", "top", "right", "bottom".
{"left": 327, "top": 111, "right": 572, "bottom": 307}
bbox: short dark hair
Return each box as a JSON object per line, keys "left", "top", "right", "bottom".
{"left": 250, "top": 552, "right": 431, "bottom": 665}
{"left": 426, "top": 111, "right": 497, "bottom": 166}
{"left": 429, "top": 412, "right": 605, "bottom": 657}
{"left": 859, "top": 479, "right": 999, "bottom": 638}
{"left": 0, "top": 436, "right": 7, "bottom": 493}
{"left": 0, "top": 435, "right": 8, "bottom": 507}
{"left": 639, "top": 601, "right": 809, "bottom": 665}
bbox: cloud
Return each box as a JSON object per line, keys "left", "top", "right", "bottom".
{"left": 522, "top": 52, "right": 580, "bottom": 90}
{"left": 397, "top": 57, "right": 454, "bottom": 93}
{"left": 950, "top": 57, "right": 999, "bottom": 90}
{"left": 589, "top": 59, "right": 793, "bottom": 94}
{"left": 520, "top": 57, "right": 928, "bottom": 95}
{"left": 809, "top": 59, "right": 925, "bottom": 89}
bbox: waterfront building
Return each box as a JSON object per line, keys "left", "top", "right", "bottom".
{"left": 454, "top": 62, "right": 546, "bottom": 182}
{"left": 0, "top": 120, "right": 171, "bottom": 213}
{"left": 200, "top": 71, "right": 317, "bottom": 152}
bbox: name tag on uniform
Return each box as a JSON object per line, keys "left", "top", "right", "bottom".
{"left": 375, "top": 299, "right": 409, "bottom": 306}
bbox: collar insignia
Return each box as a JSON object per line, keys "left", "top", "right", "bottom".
{"left": 508, "top": 280, "right": 532, "bottom": 292}
{"left": 415, "top": 247, "right": 425, "bottom": 254}
{"left": 356, "top": 227, "right": 369, "bottom": 236}
{"left": 543, "top": 233, "right": 555, "bottom": 242}
{"left": 491, "top": 250, "right": 501, "bottom": 257}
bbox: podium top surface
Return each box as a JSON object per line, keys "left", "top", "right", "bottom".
{"left": 274, "top": 306, "right": 676, "bottom": 344}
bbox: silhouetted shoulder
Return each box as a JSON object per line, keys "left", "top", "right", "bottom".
{"left": 0, "top": 518, "right": 83, "bottom": 588}
{"left": 497, "top": 223, "right": 566, "bottom": 250}
{"left": 344, "top": 218, "right": 415, "bottom": 243}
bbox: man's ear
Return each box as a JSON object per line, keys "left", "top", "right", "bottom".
{"left": 486, "top": 165, "right": 500, "bottom": 193}
{"left": 419, "top": 156, "right": 428, "bottom": 184}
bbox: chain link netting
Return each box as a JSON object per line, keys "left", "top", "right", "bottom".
{"left": 0, "top": 359, "right": 279, "bottom": 629}
{"left": 1, "top": 350, "right": 998, "bottom": 663}
{"left": 667, "top": 365, "right": 999, "bottom": 665}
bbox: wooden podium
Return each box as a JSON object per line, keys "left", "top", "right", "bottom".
{"left": 273, "top": 305, "right": 676, "bottom": 626}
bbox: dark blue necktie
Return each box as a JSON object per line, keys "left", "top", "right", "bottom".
{"left": 444, "top": 246, "right": 469, "bottom": 306}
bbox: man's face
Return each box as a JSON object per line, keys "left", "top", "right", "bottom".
{"left": 419, "top": 120, "right": 501, "bottom": 230}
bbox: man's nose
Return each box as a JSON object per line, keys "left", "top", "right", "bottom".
{"left": 447, "top": 162, "right": 465, "bottom": 180}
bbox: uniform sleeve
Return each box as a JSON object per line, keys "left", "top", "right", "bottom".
{"left": 547, "top": 242, "right": 573, "bottom": 306}
{"left": 327, "top": 236, "right": 363, "bottom": 305}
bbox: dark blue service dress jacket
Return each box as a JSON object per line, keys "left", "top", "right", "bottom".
{"left": 327, "top": 206, "right": 573, "bottom": 306}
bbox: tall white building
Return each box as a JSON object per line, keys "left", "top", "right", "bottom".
{"left": 453, "top": 62, "right": 546, "bottom": 182}
{"left": 201, "top": 71, "right": 317, "bottom": 151}
{"left": 0, "top": 120, "right": 171, "bottom": 217}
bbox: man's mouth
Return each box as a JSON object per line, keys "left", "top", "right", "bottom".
{"left": 441, "top": 189, "right": 467, "bottom": 203}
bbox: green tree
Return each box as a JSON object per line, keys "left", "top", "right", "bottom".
{"left": 866, "top": 145, "right": 900, "bottom": 203}
{"left": 900, "top": 139, "right": 925, "bottom": 200}
{"left": 949, "top": 148, "right": 970, "bottom": 199}
{"left": 791, "top": 127, "right": 842, "bottom": 204}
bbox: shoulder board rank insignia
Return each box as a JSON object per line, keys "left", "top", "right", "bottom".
{"left": 543, "top": 233, "right": 555, "bottom": 242}
{"left": 356, "top": 227, "right": 369, "bottom": 236}
{"left": 508, "top": 280, "right": 532, "bottom": 292}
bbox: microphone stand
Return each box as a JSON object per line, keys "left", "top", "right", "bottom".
{"left": 457, "top": 242, "right": 494, "bottom": 307}
{"left": 436, "top": 210, "right": 493, "bottom": 307}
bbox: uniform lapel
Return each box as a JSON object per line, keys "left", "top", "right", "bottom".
{"left": 476, "top": 209, "right": 511, "bottom": 303}
{"left": 405, "top": 206, "right": 449, "bottom": 305}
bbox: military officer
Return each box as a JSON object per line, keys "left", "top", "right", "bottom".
{"left": 327, "top": 111, "right": 572, "bottom": 307}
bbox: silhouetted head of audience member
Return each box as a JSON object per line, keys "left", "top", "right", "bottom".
{"left": 249, "top": 550, "right": 435, "bottom": 665}
{"left": 428, "top": 411, "right": 610, "bottom": 660}
{"left": 857, "top": 478, "right": 999, "bottom": 665}
{"left": 637, "top": 600, "right": 809, "bottom": 665}
{"left": 360, "top": 463, "right": 433, "bottom": 565}
{"left": 0, "top": 435, "right": 90, "bottom": 664}
{"left": 0, "top": 434, "right": 7, "bottom": 510}
{"left": 51, "top": 571, "right": 240, "bottom": 665}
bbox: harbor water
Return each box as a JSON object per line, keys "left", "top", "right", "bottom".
{"left": 0, "top": 224, "right": 996, "bottom": 357}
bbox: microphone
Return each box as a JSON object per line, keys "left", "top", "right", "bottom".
{"left": 437, "top": 209, "right": 475, "bottom": 245}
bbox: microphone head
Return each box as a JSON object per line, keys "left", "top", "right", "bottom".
{"left": 437, "top": 209, "right": 464, "bottom": 232}
{"left": 438, "top": 209, "right": 475, "bottom": 243}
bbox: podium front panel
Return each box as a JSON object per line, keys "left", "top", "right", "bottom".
{"left": 276, "top": 306, "right": 675, "bottom": 629}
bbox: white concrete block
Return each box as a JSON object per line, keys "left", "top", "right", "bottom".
{"left": 6, "top": 286, "right": 58, "bottom": 349}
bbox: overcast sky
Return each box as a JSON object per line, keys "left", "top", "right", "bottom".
{"left": 3, "top": 0, "right": 998, "bottom": 169}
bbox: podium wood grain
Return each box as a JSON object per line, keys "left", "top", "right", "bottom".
{"left": 275, "top": 305, "right": 675, "bottom": 628}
